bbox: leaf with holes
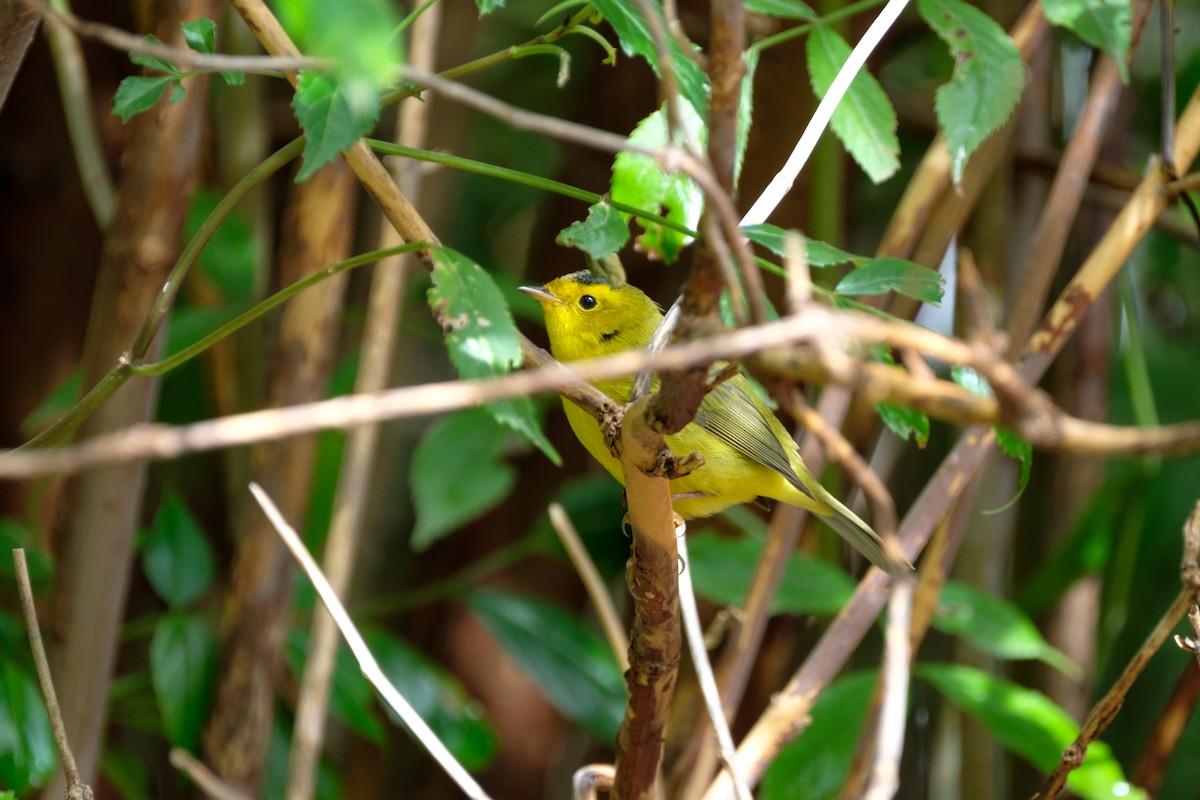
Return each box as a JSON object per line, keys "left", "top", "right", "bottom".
{"left": 556, "top": 201, "right": 630, "bottom": 259}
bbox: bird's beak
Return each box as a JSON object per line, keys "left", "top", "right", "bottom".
{"left": 518, "top": 285, "right": 563, "bottom": 305}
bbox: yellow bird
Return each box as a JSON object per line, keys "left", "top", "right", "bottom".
{"left": 520, "top": 270, "right": 901, "bottom": 572}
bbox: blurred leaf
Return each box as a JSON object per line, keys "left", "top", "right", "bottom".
{"left": 589, "top": 0, "right": 708, "bottom": 116}
{"left": 806, "top": 25, "right": 900, "bottom": 183}
{"left": 876, "top": 401, "right": 930, "bottom": 447}
{"left": 0, "top": 660, "right": 56, "bottom": 794}
{"left": 363, "top": 627, "right": 498, "bottom": 770}
{"left": 263, "top": 716, "right": 341, "bottom": 800}
{"left": 165, "top": 305, "right": 241, "bottom": 359}
{"left": 836, "top": 258, "right": 945, "bottom": 303}
{"left": 1041, "top": 0, "right": 1131, "bottom": 80}
{"left": 129, "top": 34, "right": 180, "bottom": 75}
{"left": 100, "top": 748, "right": 154, "bottom": 800}
{"left": 933, "top": 581, "right": 1078, "bottom": 675}
{"left": 19, "top": 367, "right": 81, "bottom": 436}
{"left": 760, "top": 671, "right": 876, "bottom": 800}
{"left": 987, "top": 426, "right": 1032, "bottom": 514}
{"left": 919, "top": 663, "right": 1146, "bottom": 800}
{"left": 951, "top": 364, "right": 991, "bottom": 396}
{"left": 735, "top": 49, "right": 758, "bottom": 186}
{"left": 180, "top": 18, "right": 215, "bottom": 53}
{"left": 142, "top": 490, "right": 215, "bottom": 607}
{"left": 917, "top": 0, "right": 1024, "bottom": 182}
{"left": 556, "top": 200, "right": 630, "bottom": 259}
{"left": 112, "top": 75, "right": 177, "bottom": 122}
{"left": 467, "top": 590, "right": 625, "bottom": 740}
{"left": 428, "top": 246, "right": 560, "bottom": 463}
{"left": 745, "top": 0, "right": 814, "bottom": 20}
{"left": 529, "top": 476, "right": 627, "bottom": 578}
{"left": 687, "top": 530, "right": 855, "bottom": 615}
{"left": 0, "top": 519, "right": 54, "bottom": 595}
{"left": 611, "top": 105, "right": 705, "bottom": 263}
{"left": 276, "top": 0, "right": 400, "bottom": 86}
{"left": 292, "top": 70, "right": 381, "bottom": 181}
{"left": 411, "top": 409, "right": 517, "bottom": 550}
{"left": 285, "top": 628, "right": 384, "bottom": 744}
{"left": 150, "top": 614, "right": 217, "bottom": 751}
{"left": 475, "top": 0, "right": 505, "bottom": 13}
{"left": 185, "top": 189, "right": 259, "bottom": 304}
{"left": 742, "top": 223, "right": 862, "bottom": 267}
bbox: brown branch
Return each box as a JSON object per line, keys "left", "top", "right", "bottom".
{"left": 1132, "top": 660, "right": 1200, "bottom": 795}
{"left": 13, "top": 549, "right": 94, "bottom": 800}
{"left": 612, "top": 395, "right": 683, "bottom": 800}
{"left": 169, "top": 749, "right": 252, "bottom": 800}
{"left": 1034, "top": 501, "right": 1200, "bottom": 798}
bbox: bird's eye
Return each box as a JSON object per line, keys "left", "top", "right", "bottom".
{"left": 578, "top": 294, "right": 597, "bottom": 310}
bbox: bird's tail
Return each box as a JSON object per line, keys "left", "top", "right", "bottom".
{"left": 812, "top": 485, "right": 911, "bottom": 573}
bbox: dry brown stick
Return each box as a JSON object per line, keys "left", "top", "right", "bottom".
{"left": 1132, "top": 660, "right": 1200, "bottom": 795}
{"left": 861, "top": 573, "right": 915, "bottom": 800}
{"left": 169, "top": 749, "right": 252, "bottom": 800}
{"left": 13, "top": 549, "right": 94, "bottom": 800}
{"left": 1034, "top": 501, "right": 1200, "bottom": 798}
{"left": 612, "top": 395, "right": 683, "bottom": 800}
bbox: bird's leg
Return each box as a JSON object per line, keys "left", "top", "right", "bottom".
{"left": 601, "top": 404, "right": 625, "bottom": 459}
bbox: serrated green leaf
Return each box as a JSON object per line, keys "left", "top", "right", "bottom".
{"left": 277, "top": 0, "right": 401, "bottom": 87}
{"left": 428, "top": 247, "right": 560, "bottom": 463}
{"left": 150, "top": 614, "right": 217, "bottom": 751}
{"left": 590, "top": 0, "right": 708, "bottom": 116}
{"left": 919, "top": 664, "right": 1146, "bottom": 800}
{"left": 180, "top": 18, "right": 216, "bottom": 54}
{"left": 611, "top": 105, "right": 705, "bottom": 263}
{"left": 285, "top": 628, "right": 385, "bottom": 744}
{"left": 130, "top": 35, "right": 179, "bottom": 74}
{"left": 142, "top": 490, "right": 215, "bottom": 607}
{"left": 363, "top": 628, "right": 498, "bottom": 770}
{"left": 292, "top": 70, "right": 381, "bottom": 181}
{"left": 933, "top": 581, "right": 1078, "bottom": 675}
{"left": 917, "top": 0, "right": 1024, "bottom": 182}
{"left": 688, "top": 529, "right": 855, "bottom": 615}
{"left": 112, "top": 75, "right": 175, "bottom": 122}
{"left": 836, "top": 258, "right": 945, "bottom": 303}
{"left": 556, "top": 201, "right": 631, "bottom": 259}
{"left": 987, "top": 426, "right": 1032, "bottom": 514}
{"left": 760, "top": 671, "right": 875, "bottom": 800}
{"left": 807, "top": 25, "right": 900, "bottom": 183}
{"left": 735, "top": 48, "right": 758, "bottom": 187}
{"left": 745, "top": 0, "right": 815, "bottom": 20}
{"left": 411, "top": 409, "right": 517, "bottom": 550}
{"left": 1041, "top": 0, "right": 1131, "bottom": 81}
{"left": 0, "top": 660, "right": 56, "bottom": 794}
{"left": 741, "top": 223, "right": 863, "bottom": 267}
{"left": 876, "top": 402, "right": 930, "bottom": 447}
{"left": 0, "top": 519, "right": 54, "bottom": 594}
{"left": 467, "top": 590, "right": 625, "bottom": 740}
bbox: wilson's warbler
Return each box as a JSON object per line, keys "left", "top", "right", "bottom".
{"left": 520, "top": 270, "right": 901, "bottom": 572}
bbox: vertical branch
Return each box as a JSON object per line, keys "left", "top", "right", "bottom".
{"left": 612, "top": 396, "right": 683, "bottom": 800}
{"left": 707, "top": 0, "right": 744, "bottom": 197}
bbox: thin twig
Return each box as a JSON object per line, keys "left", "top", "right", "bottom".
{"left": 549, "top": 503, "right": 630, "bottom": 673}
{"left": 861, "top": 574, "right": 914, "bottom": 800}
{"left": 169, "top": 749, "right": 252, "bottom": 800}
{"left": 13, "top": 549, "right": 94, "bottom": 800}
{"left": 573, "top": 764, "right": 616, "bottom": 800}
{"left": 248, "top": 484, "right": 494, "bottom": 800}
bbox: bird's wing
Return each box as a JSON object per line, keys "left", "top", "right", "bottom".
{"left": 693, "top": 380, "right": 815, "bottom": 501}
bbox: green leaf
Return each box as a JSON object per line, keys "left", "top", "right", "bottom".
{"left": 876, "top": 402, "right": 930, "bottom": 447}
{"left": 688, "top": 529, "right": 856, "bottom": 615}
{"left": 292, "top": 70, "right": 381, "bottom": 181}
{"left": 411, "top": 409, "right": 518, "bottom": 550}
{"left": 0, "top": 519, "right": 54, "bottom": 594}
{"left": 276, "top": 0, "right": 401, "bottom": 87}
{"left": 745, "top": 0, "right": 815, "bottom": 20}
{"left": 466, "top": 590, "right": 625, "bottom": 740}
{"left": 0, "top": 660, "right": 56, "bottom": 794}
{"left": 285, "top": 628, "right": 385, "bottom": 744}
{"left": 919, "top": 663, "right": 1146, "bottom": 800}
{"left": 987, "top": 426, "right": 1032, "bottom": 514}
{"left": 917, "top": 0, "right": 1025, "bottom": 182}
{"left": 130, "top": 35, "right": 180, "bottom": 75}
{"left": 142, "top": 490, "right": 215, "bottom": 607}
{"left": 760, "top": 671, "right": 876, "bottom": 800}
{"left": 221, "top": 70, "right": 246, "bottom": 86}
{"left": 112, "top": 75, "right": 176, "bottom": 122}
{"left": 611, "top": 105, "right": 706, "bottom": 263}
{"left": 556, "top": 200, "right": 631, "bottom": 259}
{"left": 150, "top": 613, "right": 217, "bottom": 751}
{"left": 428, "top": 247, "right": 560, "bottom": 463}
{"left": 735, "top": 48, "right": 758, "bottom": 187}
{"left": 528, "top": 476, "right": 628, "bottom": 579}
{"left": 806, "top": 25, "right": 900, "bottom": 183}
{"left": 589, "top": 0, "right": 708, "bottom": 116}
{"left": 1041, "top": 0, "right": 1131, "bottom": 80}
{"left": 475, "top": 0, "right": 505, "bottom": 13}
{"left": 835, "top": 258, "right": 945, "bottom": 303}
{"left": 184, "top": 189, "right": 259, "bottom": 305}
{"left": 742, "top": 223, "right": 863, "bottom": 267}
{"left": 932, "top": 581, "right": 1078, "bottom": 675}
{"left": 363, "top": 628, "right": 498, "bottom": 770}
{"left": 100, "top": 748, "right": 154, "bottom": 800}
{"left": 180, "top": 18, "right": 216, "bottom": 54}
{"left": 951, "top": 363, "right": 991, "bottom": 396}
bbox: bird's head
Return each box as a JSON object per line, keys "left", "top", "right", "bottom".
{"left": 519, "top": 271, "right": 663, "bottom": 362}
